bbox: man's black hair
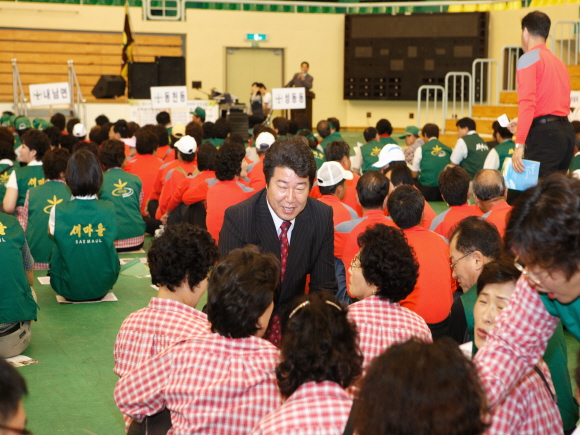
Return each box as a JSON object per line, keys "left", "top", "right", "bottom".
{"left": 456, "top": 117, "right": 476, "bottom": 131}
{"left": 521, "top": 11, "right": 551, "bottom": 39}
{"left": 387, "top": 185, "right": 425, "bottom": 229}
{"left": 156, "top": 111, "right": 171, "bottom": 126}
{"left": 376, "top": 119, "right": 393, "bottom": 136}
{"left": 0, "top": 359, "right": 28, "bottom": 425}
{"left": 356, "top": 170, "right": 390, "bottom": 209}
{"left": 438, "top": 166, "right": 470, "bottom": 206}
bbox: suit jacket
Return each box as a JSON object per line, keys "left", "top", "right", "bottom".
{"left": 219, "top": 188, "right": 337, "bottom": 313}
{"left": 286, "top": 73, "right": 313, "bottom": 90}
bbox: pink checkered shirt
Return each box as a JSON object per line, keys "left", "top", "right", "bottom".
{"left": 347, "top": 296, "right": 433, "bottom": 372}
{"left": 250, "top": 381, "right": 352, "bottom": 435}
{"left": 486, "top": 359, "right": 561, "bottom": 434}
{"left": 474, "top": 276, "right": 560, "bottom": 413}
{"left": 114, "top": 332, "right": 282, "bottom": 434}
{"left": 114, "top": 297, "right": 210, "bottom": 378}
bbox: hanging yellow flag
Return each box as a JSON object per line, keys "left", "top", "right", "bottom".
{"left": 121, "top": 0, "right": 135, "bottom": 81}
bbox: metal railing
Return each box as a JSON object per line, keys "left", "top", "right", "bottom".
{"left": 67, "top": 60, "right": 87, "bottom": 122}
{"left": 417, "top": 85, "right": 446, "bottom": 133}
{"left": 472, "top": 58, "right": 499, "bottom": 106}
{"left": 501, "top": 45, "right": 521, "bottom": 92}
{"left": 444, "top": 72, "right": 472, "bottom": 120}
{"left": 551, "top": 21, "right": 580, "bottom": 66}
{"left": 11, "top": 59, "right": 28, "bottom": 116}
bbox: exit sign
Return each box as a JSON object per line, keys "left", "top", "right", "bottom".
{"left": 246, "top": 33, "right": 267, "bottom": 42}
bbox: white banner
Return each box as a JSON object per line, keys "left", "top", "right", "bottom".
{"left": 129, "top": 99, "right": 219, "bottom": 126}
{"left": 150, "top": 86, "right": 188, "bottom": 109}
{"left": 29, "top": 82, "right": 71, "bottom": 107}
{"left": 272, "top": 87, "right": 306, "bottom": 110}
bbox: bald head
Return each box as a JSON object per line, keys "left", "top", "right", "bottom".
{"left": 473, "top": 169, "right": 506, "bottom": 212}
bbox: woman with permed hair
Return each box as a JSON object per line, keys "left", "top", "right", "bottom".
{"left": 347, "top": 223, "right": 432, "bottom": 376}
{"left": 250, "top": 291, "right": 363, "bottom": 434}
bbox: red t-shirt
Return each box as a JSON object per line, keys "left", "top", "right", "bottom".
{"left": 318, "top": 195, "right": 358, "bottom": 227}
{"left": 430, "top": 204, "right": 482, "bottom": 240}
{"left": 156, "top": 164, "right": 200, "bottom": 220}
{"left": 207, "top": 179, "right": 255, "bottom": 243}
{"left": 166, "top": 171, "right": 216, "bottom": 213}
{"left": 310, "top": 175, "right": 362, "bottom": 217}
{"left": 151, "top": 160, "right": 198, "bottom": 202}
{"left": 155, "top": 145, "right": 176, "bottom": 162}
{"left": 124, "top": 153, "right": 164, "bottom": 215}
{"left": 247, "top": 156, "right": 266, "bottom": 191}
{"left": 400, "top": 226, "right": 455, "bottom": 324}
{"left": 483, "top": 201, "right": 512, "bottom": 238}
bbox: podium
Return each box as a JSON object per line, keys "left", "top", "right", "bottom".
{"left": 289, "top": 91, "right": 315, "bottom": 130}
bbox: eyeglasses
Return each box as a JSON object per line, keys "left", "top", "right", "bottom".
{"left": 450, "top": 252, "right": 473, "bottom": 270}
{"left": 513, "top": 256, "right": 543, "bottom": 287}
{"left": 0, "top": 424, "right": 33, "bottom": 435}
{"left": 350, "top": 257, "right": 362, "bottom": 269}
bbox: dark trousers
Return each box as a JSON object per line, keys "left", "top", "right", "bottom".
{"left": 417, "top": 182, "right": 443, "bottom": 202}
{"left": 143, "top": 199, "right": 162, "bottom": 235}
{"left": 525, "top": 119, "right": 575, "bottom": 178}
{"left": 166, "top": 202, "right": 207, "bottom": 230}
{"left": 128, "top": 408, "right": 172, "bottom": 435}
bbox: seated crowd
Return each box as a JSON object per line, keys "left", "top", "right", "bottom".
{"left": 1, "top": 107, "right": 580, "bottom": 435}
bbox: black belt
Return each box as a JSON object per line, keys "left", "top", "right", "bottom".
{"left": 531, "top": 115, "right": 568, "bottom": 127}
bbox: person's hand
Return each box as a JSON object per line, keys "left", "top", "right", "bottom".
{"left": 161, "top": 212, "right": 169, "bottom": 225}
{"left": 298, "top": 73, "right": 305, "bottom": 80}
{"left": 512, "top": 146, "right": 525, "bottom": 173}
{"left": 508, "top": 117, "right": 518, "bottom": 135}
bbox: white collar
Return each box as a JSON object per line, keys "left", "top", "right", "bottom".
{"left": 266, "top": 196, "right": 296, "bottom": 230}
{"left": 26, "top": 160, "right": 43, "bottom": 166}
{"left": 0, "top": 158, "right": 13, "bottom": 165}
{"left": 73, "top": 195, "right": 97, "bottom": 200}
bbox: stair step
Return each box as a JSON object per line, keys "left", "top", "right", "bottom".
{"left": 571, "top": 78, "right": 580, "bottom": 90}
{"left": 499, "top": 92, "right": 518, "bottom": 104}
{"left": 472, "top": 105, "right": 519, "bottom": 119}
{"left": 568, "top": 65, "right": 580, "bottom": 78}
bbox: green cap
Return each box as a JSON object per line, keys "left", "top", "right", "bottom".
{"left": 0, "top": 113, "right": 12, "bottom": 127}
{"left": 33, "top": 118, "right": 53, "bottom": 131}
{"left": 190, "top": 107, "right": 206, "bottom": 118}
{"left": 398, "top": 126, "right": 420, "bottom": 139}
{"left": 14, "top": 116, "right": 32, "bottom": 131}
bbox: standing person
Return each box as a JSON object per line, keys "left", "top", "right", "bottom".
{"left": 286, "top": 62, "right": 313, "bottom": 90}
{"left": 510, "top": 11, "right": 575, "bottom": 177}
{"left": 49, "top": 150, "right": 120, "bottom": 301}
{"left": 249, "top": 83, "right": 272, "bottom": 128}
{"left": 219, "top": 136, "right": 337, "bottom": 346}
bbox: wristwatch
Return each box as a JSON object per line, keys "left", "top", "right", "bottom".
{"left": 515, "top": 143, "right": 525, "bottom": 149}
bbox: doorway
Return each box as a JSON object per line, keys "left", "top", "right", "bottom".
{"left": 225, "top": 47, "right": 284, "bottom": 111}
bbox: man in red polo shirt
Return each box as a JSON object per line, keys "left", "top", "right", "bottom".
{"left": 430, "top": 166, "right": 481, "bottom": 240}
{"left": 510, "top": 11, "right": 575, "bottom": 177}
{"left": 335, "top": 171, "right": 396, "bottom": 304}
{"left": 317, "top": 161, "right": 358, "bottom": 227}
{"left": 388, "top": 184, "right": 455, "bottom": 338}
{"left": 473, "top": 169, "right": 512, "bottom": 238}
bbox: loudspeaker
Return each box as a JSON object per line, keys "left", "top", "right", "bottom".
{"left": 156, "top": 56, "right": 186, "bottom": 87}
{"left": 128, "top": 62, "right": 159, "bottom": 99}
{"left": 91, "top": 75, "right": 126, "bottom": 99}
{"left": 228, "top": 112, "right": 250, "bottom": 140}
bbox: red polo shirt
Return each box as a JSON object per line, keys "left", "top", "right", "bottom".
{"left": 430, "top": 204, "right": 482, "bottom": 240}
{"left": 166, "top": 170, "right": 216, "bottom": 213}
{"left": 247, "top": 156, "right": 266, "bottom": 191}
{"left": 156, "top": 164, "right": 200, "bottom": 220}
{"left": 124, "top": 153, "right": 164, "bottom": 215}
{"left": 150, "top": 160, "right": 198, "bottom": 202}
{"left": 207, "top": 180, "right": 255, "bottom": 243}
{"left": 516, "top": 43, "right": 571, "bottom": 144}
{"left": 319, "top": 195, "right": 358, "bottom": 227}
{"left": 401, "top": 226, "right": 455, "bottom": 324}
{"left": 483, "top": 201, "right": 512, "bottom": 238}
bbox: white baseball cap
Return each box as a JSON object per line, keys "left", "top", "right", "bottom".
{"left": 175, "top": 135, "right": 197, "bottom": 154}
{"left": 317, "top": 161, "right": 353, "bottom": 186}
{"left": 255, "top": 132, "right": 276, "bottom": 151}
{"left": 372, "top": 144, "right": 405, "bottom": 168}
{"left": 72, "top": 123, "right": 87, "bottom": 138}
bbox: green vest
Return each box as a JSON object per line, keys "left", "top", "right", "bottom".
{"left": 569, "top": 154, "right": 580, "bottom": 172}
{"left": 98, "top": 169, "right": 145, "bottom": 240}
{"left": 379, "top": 136, "right": 397, "bottom": 146}
{"left": 311, "top": 149, "right": 325, "bottom": 170}
{"left": 495, "top": 140, "right": 515, "bottom": 171}
{"left": 360, "top": 140, "right": 384, "bottom": 173}
{"left": 0, "top": 213, "right": 38, "bottom": 323}
{"left": 320, "top": 132, "right": 343, "bottom": 150}
{"left": 207, "top": 138, "right": 225, "bottom": 148}
{"left": 27, "top": 181, "right": 71, "bottom": 264}
{"left": 460, "top": 133, "right": 490, "bottom": 179}
{"left": 50, "top": 199, "right": 120, "bottom": 301}
{"left": 464, "top": 287, "right": 579, "bottom": 431}
{"left": 419, "top": 139, "right": 452, "bottom": 187}
{"left": 0, "top": 163, "right": 15, "bottom": 202}
{"left": 15, "top": 164, "right": 45, "bottom": 207}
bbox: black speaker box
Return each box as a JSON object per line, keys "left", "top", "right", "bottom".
{"left": 228, "top": 112, "right": 250, "bottom": 140}
{"left": 156, "top": 56, "right": 186, "bottom": 86}
{"left": 91, "top": 75, "right": 126, "bottom": 99}
{"left": 128, "top": 62, "right": 159, "bottom": 99}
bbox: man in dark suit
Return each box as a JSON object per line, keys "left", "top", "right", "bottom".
{"left": 285, "top": 62, "right": 313, "bottom": 90}
{"left": 219, "top": 136, "right": 336, "bottom": 345}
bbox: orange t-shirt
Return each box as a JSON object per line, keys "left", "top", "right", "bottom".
{"left": 151, "top": 160, "right": 198, "bottom": 202}
{"left": 124, "top": 153, "right": 164, "bottom": 215}
{"left": 400, "top": 226, "right": 455, "bottom": 324}
{"left": 318, "top": 195, "right": 359, "bottom": 227}
{"left": 156, "top": 164, "right": 200, "bottom": 220}
{"left": 207, "top": 179, "right": 255, "bottom": 243}
{"left": 166, "top": 171, "right": 216, "bottom": 213}
{"left": 483, "top": 201, "right": 512, "bottom": 238}
{"left": 430, "top": 204, "right": 482, "bottom": 240}
{"left": 247, "top": 156, "right": 266, "bottom": 191}
{"left": 310, "top": 175, "right": 362, "bottom": 217}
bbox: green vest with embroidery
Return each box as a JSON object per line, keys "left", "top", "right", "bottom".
{"left": 98, "top": 169, "right": 145, "bottom": 240}
{"left": 311, "top": 149, "right": 325, "bottom": 170}
{"left": 360, "top": 140, "right": 384, "bottom": 173}
{"left": 0, "top": 213, "right": 38, "bottom": 323}
{"left": 320, "top": 132, "right": 343, "bottom": 150}
{"left": 460, "top": 134, "right": 489, "bottom": 179}
{"left": 569, "top": 154, "right": 580, "bottom": 172}
{"left": 495, "top": 140, "right": 515, "bottom": 171}
{"left": 0, "top": 163, "right": 15, "bottom": 202}
{"left": 379, "top": 136, "right": 397, "bottom": 146}
{"left": 27, "top": 181, "right": 71, "bottom": 264}
{"left": 207, "top": 138, "right": 224, "bottom": 148}
{"left": 50, "top": 199, "right": 119, "bottom": 301}
{"left": 15, "top": 165, "right": 45, "bottom": 207}
{"left": 419, "top": 139, "right": 452, "bottom": 187}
